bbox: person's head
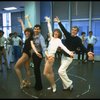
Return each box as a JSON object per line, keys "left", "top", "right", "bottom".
{"left": 33, "top": 24, "right": 41, "bottom": 35}
{"left": 9, "top": 33, "right": 13, "bottom": 37}
{"left": 24, "top": 28, "right": 33, "bottom": 38}
{"left": 81, "top": 32, "right": 86, "bottom": 37}
{"left": 89, "top": 31, "right": 93, "bottom": 36}
{"left": 53, "top": 29, "right": 62, "bottom": 39}
{"left": 0, "top": 30, "right": 4, "bottom": 37}
{"left": 13, "top": 32, "right": 18, "bottom": 37}
{"left": 71, "top": 26, "right": 79, "bottom": 37}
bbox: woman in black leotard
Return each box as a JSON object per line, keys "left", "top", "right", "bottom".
{"left": 14, "top": 28, "right": 42, "bottom": 89}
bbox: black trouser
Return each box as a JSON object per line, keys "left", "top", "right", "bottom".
{"left": 32, "top": 52, "right": 43, "bottom": 90}
{"left": 86, "top": 44, "right": 94, "bottom": 60}
{"left": 77, "top": 51, "right": 85, "bottom": 61}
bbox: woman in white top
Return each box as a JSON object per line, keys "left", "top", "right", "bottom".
{"left": 43, "top": 16, "right": 74, "bottom": 93}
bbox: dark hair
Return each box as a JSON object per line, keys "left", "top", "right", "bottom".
{"left": 14, "top": 32, "right": 18, "bottom": 34}
{"left": 34, "top": 24, "right": 41, "bottom": 30}
{"left": 0, "top": 30, "right": 4, "bottom": 34}
{"left": 53, "top": 29, "right": 62, "bottom": 39}
{"left": 72, "top": 26, "right": 79, "bottom": 32}
{"left": 24, "top": 28, "right": 34, "bottom": 37}
{"left": 9, "top": 33, "right": 13, "bottom": 37}
{"left": 81, "top": 32, "right": 86, "bottom": 35}
{"left": 89, "top": 31, "right": 93, "bottom": 34}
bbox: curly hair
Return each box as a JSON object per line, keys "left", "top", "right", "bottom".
{"left": 24, "top": 28, "right": 34, "bottom": 37}
{"left": 53, "top": 29, "right": 62, "bottom": 39}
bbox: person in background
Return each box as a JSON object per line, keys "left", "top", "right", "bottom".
{"left": 12, "top": 32, "right": 23, "bottom": 63}
{"left": 85, "top": 31, "right": 97, "bottom": 63}
{"left": 0, "top": 30, "right": 9, "bottom": 71}
{"left": 6, "top": 33, "right": 13, "bottom": 69}
{"left": 77, "top": 32, "right": 87, "bottom": 63}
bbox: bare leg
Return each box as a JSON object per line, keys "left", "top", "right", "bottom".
{"left": 43, "top": 57, "right": 56, "bottom": 92}
{"left": 14, "top": 53, "right": 29, "bottom": 88}
{"left": 24, "top": 58, "right": 31, "bottom": 86}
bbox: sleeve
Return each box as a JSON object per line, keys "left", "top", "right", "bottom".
{"left": 58, "top": 39, "right": 72, "bottom": 55}
{"left": 58, "top": 22, "right": 70, "bottom": 38}
{"left": 19, "top": 37, "right": 22, "bottom": 41}
{"left": 47, "top": 21, "right": 53, "bottom": 39}
{"left": 40, "top": 35, "right": 47, "bottom": 56}
{"left": 29, "top": 36, "right": 33, "bottom": 41}
{"left": 94, "top": 36, "right": 97, "bottom": 44}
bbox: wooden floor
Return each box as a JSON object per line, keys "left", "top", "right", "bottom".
{"left": 0, "top": 58, "right": 100, "bottom": 99}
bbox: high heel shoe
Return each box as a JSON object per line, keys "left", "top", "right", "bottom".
{"left": 20, "top": 80, "right": 27, "bottom": 89}
{"left": 47, "top": 84, "right": 57, "bottom": 92}
{"left": 25, "top": 80, "right": 31, "bottom": 87}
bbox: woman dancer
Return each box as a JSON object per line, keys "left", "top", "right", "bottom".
{"left": 43, "top": 16, "right": 74, "bottom": 93}
{"left": 14, "top": 27, "right": 42, "bottom": 89}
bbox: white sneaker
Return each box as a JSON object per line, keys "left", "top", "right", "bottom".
{"left": 52, "top": 84, "right": 56, "bottom": 93}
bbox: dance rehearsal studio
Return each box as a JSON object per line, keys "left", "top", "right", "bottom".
{"left": 0, "top": 1, "right": 100, "bottom": 99}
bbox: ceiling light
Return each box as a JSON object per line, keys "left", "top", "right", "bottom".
{"left": 4, "top": 7, "right": 17, "bottom": 11}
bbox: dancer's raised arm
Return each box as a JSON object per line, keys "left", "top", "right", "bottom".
{"left": 45, "top": 16, "right": 53, "bottom": 39}
{"left": 25, "top": 15, "right": 33, "bottom": 28}
{"left": 18, "top": 18, "right": 25, "bottom": 31}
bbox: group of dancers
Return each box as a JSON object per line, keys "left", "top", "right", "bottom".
{"left": 14, "top": 16, "right": 94, "bottom": 93}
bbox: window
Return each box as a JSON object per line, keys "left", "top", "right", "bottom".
{"left": 2, "top": 13, "right": 11, "bottom": 38}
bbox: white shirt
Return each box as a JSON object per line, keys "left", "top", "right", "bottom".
{"left": 0, "top": 36, "right": 7, "bottom": 46}
{"left": 79, "top": 36, "right": 87, "bottom": 47}
{"left": 47, "top": 37, "right": 71, "bottom": 56}
{"left": 86, "top": 35, "right": 97, "bottom": 45}
{"left": 12, "top": 36, "right": 21, "bottom": 46}
{"left": 46, "top": 18, "right": 71, "bottom": 57}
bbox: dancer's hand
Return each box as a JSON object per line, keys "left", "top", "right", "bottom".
{"left": 88, "top": 51, "right": 94, "bottom": 60}
{"left": 45, "top": 16, "right": 51, "bottom": 22}
{"left": 47, "top": 56, "right": 54, "bottom": 62}
{"left": 36, "top": 52, "right": 42, "bottom": 58}
{"left": 17, "top": 18, "right": 23, "bottom": 23}
{"left": 25, "top": 15, "right": 29, "bottom": 19}
{"left": 70, "top": 51, "right": 74, "bottom": 58}
{"left": 54, "top": 16, "right": 60, "bottom": 23}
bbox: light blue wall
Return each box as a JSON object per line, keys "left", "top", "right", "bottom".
{"left": 25, "top": 1, "right": 40, "bottom": 28}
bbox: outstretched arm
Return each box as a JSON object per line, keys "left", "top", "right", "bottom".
{"left": 59, "top": 40, "right": 74, "bottom": 58}
{"left": 54, "top": 16, "right": 70, "bottom": 38}
{"left": 25, "top": 15, "right": 33, "bottom": 28}
{"left": 45, "top": 16, "right": 53, "bottom": 39}
{"left": 18, "top": 18, "right": 25, "bottom": 31}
